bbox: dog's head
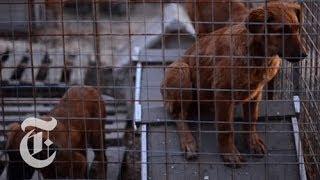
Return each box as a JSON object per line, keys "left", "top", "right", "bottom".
{"left": 246, "top": 2, "right": 308, "bottom": 62}
{"left": 61, "top": 86, "right": 107, "bottom": 118}
{"left": 6, "top": 119, "right": 87, "bottom": 178}
{"left": 5, "top": 123, "right": 36, "bottom": 179}
{"left": 6, "top": 119, "right": 60, "bottom": 160}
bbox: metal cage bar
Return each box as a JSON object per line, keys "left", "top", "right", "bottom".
{"left": 0, "top": 0, "right": 319, "bottom": 180}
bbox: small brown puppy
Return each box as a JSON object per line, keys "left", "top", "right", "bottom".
{"left": 185, "top": 0, "right": 249, "bottom": 35}
{"left": 6, "top": 86, "right": 107, "bottom": 179}
{"left": 161, "top": 2, "right": 307, "bottom": 167}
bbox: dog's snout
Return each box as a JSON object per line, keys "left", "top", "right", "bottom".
{"left": 297, "top": 45, "right": 308, "bottom": 60}
{"left": 49, "top": 144, "right": 59, "bottom": 154}
{"left": 301, "top": 52, "right": 308, "bottom": 59}
{"left": 285, "top": 50, "right": 308, "bottom": 63}
{"left": 299, "top": 43, "right": 308, "bottom": 59}
{"left": 285, "top": 38, "right": 308, "bottom": 63}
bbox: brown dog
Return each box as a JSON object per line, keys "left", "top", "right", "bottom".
{"left": 161, "top": 2, "right": 307, "bottom": 167}
{"left": 6, "top": 86, "right": 107, "bottom": 179}
{"left": 185, "top": 0, "right": 249, "bottom": 35}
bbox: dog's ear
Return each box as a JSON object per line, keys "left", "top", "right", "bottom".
{"left": 6, "top": 123, "right": 21, "bottom": 150}
{"left": 288, "top": 3, "right": 302, "bottom": 22}
{"left": 246, "top": 7, "right": 275, "bottom": 33}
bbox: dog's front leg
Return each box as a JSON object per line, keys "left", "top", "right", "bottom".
{"left": 267, "top": 77, "right": 275, "bottom": 100}
{"left": 216, "top": 100, "right": 245, "bottom": 168}
{"left": 176, "top": 111, "right": 198, "bottom": 160}
{"left": 242, "top": 92, "right": 266, "bottom": 157}
{"left": 89, "top": 131, "right": 107, "bottom": 179}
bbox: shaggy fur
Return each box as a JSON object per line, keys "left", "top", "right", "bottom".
{"left": 185, "top": 0, "right": 249, "bottom": 35}
{"left": 6, "top": 86, "right": 107, "bottom": 179}
{"left": 161, "top": 2, "right": 307, "bottom": 168}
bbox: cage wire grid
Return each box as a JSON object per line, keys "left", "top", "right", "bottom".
{"left": 133, "top": 1, "right": 320, "bottom": 180}
{"left": 0, "top": 0, "right": 318, "bottom": 180}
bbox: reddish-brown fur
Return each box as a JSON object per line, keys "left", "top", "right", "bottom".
{"left": 161, "top": 2, "right": 307, "bottom": 168}
{"left": 6, "top": 86, "right": 107, "bottom": 179}
{"left": 185, "top": 0, "right": 249, "bottom": 36}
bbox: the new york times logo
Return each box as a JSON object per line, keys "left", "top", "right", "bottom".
{"left": 19, "top": 117, "right": 57, "bottom": 168}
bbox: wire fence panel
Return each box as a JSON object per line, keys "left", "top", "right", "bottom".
{"left": 0, "top": 0, "right": 318, "bottom": 180}
{"left": 299, "top": 1, "right": 320, "bottom": 180}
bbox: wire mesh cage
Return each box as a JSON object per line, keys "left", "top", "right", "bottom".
{"left": 298, "top": 1, "right": 320, "bottom": 179}
{"left": 0, "top": 0, "right": 319, "bottom": 180}
{"left": 0, "top": 0, "right": 131, "bottom": 179}
{"left": 133, "top": 1, "right": 319, "bottom": 180}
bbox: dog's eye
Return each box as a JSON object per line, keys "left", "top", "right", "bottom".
{"left": 291, "top": 24, "right": 299, "bottom": 32}
{"left": 269, "top": 25, "right": 282, "bottom": 33}
{"left": 284, "top": 25, "right": 292, "bottom": 33}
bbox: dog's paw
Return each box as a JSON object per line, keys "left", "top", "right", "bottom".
{"left": 181, "top": 137, "right": 198, "bottom": 160}
{"left": 221, "top": 147, "right": 245, "bottom": 168}
{"left": 249, "top": 135, "right": 266, "bottom": 158}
